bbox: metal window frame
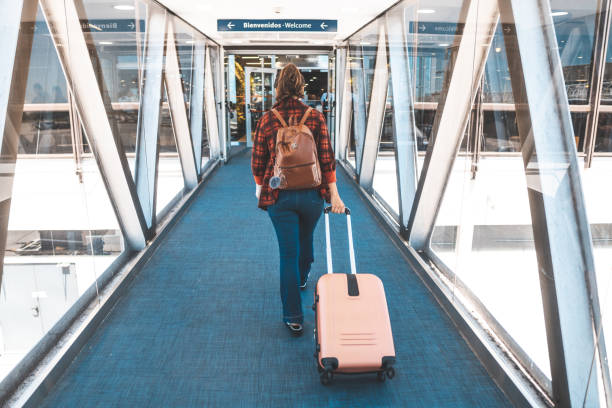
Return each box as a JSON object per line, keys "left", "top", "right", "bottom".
{"left": 40, "top": 0, "right": 149, "bottom": 250}
{"left": 190, "top": 39, "right": 206, "bottom": 174}
{"left": 204, "top": 46, "right": 221, "bottom": 159}
{"left": 134, "top": 5, "right": 168, "bottom": 229}
{"left": 334, "top": 47, "right": 347, "bottom": 158}
{"left": 406, "top": 0, "right": 499, "bottom": 250}
{"left": 164, "top": 17, "right": 199, "bottom": 190}
{"left": 499, "top": 0, "right": 610, "bottom": 404}
{"left": 337, "top": 49, "right": 352, "bottom": 162}
{"left": 585, "top": 0, "right": 612, "bottom": 166}
{"left": 218, "top": 46, "right": 228, "bottom": 161}
{"left": 358, "top": 22, "right": 389, "bottom": 191}
{"left": 348, "top": 42, "right": 367, "bottom": 175}
{"left": 0, "top": 0, "right": 38, "bottom": 301}
{"left": 386, "top": 7, "right": 419, "bottom": 237}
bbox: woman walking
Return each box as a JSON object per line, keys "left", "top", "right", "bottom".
{"left": 251, "top": 64, "right": 345, "bottom": 336}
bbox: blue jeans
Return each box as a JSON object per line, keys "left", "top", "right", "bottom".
{"left": 267, "top": 189, "right": 324, "bottom": 324}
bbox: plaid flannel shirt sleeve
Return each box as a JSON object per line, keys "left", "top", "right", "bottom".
{"left": 251, "top": 113, "right": 269, "bottom": 185}
{"left": 315, "top": 111, "right": 336, "bottom": 183}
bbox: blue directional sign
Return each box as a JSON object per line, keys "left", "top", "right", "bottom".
{"left": 408, "top": 22, "right": 463, "bottom": 35}
{"left": 35, "top": 19, "right": 145, "bottom": 33}
{"left": 217, "top": 19, "right": 337, "bottom": 32}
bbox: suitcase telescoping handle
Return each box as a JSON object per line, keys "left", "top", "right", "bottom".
{"left": 323, "top": 206, "right": 357, "bottom": 275}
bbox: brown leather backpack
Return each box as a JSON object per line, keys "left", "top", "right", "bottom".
{"left": 270, "top": 107, "right": 322, "bottom": 190}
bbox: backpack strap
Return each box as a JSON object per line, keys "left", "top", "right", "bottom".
{"left": 299, "top": 107, "right": 313, "bottom": 126}
{"left": 271, "top": 109, "right": 288, "bottom": 128}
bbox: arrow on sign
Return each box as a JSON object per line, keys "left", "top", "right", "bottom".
{"left": 320, "top": 22, "right": 327, "bottom": 30}
{"left": 419, "top": 24, "right": 426, "bottom": 31}
{"left": 503, "top": 26, "right": 511, "bottom": 33}
{"left": 128, "top": 21, "right": 135, "bottom": 30}
{"left": 227, "top": 22, "right": 234, "bottom": 30}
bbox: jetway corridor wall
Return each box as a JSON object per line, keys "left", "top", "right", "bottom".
{"left": 0, "top": 0, "right": 225, "bottom": 400}
{"left": 334, "top": 0, "right": 612, "bottom": 407}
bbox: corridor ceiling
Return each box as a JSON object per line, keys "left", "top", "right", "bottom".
{"left": 155, "top": 0, "right": 398, "bottom": 45}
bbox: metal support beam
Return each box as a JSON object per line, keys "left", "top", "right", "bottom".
{"left": 334, "top": 47, "right": 346, "bottom": 158}
{"left": 349, "top": 44, "right": 367, "bottom": 173}
{"left": 164, "top": 18, "right": 198, "bottom": 190}
{"left": 359, "top": 22, "right": 389, "bottom": 191}
{"left": 338, "top": 51, "right": 352, "bottom": 162}
{"left": 204, "top": 47, "right": 221, "bottom": 159}
{"left": 499, "top": 0, "right": 608, "bottom": 405}
{"left": 134, "top": 6, "right": 167, "bottom": 229}
{"left": 386, "top": 8, "right": 419, "bottom": 236}
{"left": 407, "top": 0, "right": 499, "bottom": 249}
{"left": 40, "top": 0, "right": 148, "bottom": 250}
{"left": 585, "top": 0, "right": 612, "bottom": 167}
{"left": 0, "top": 0, "right": 37, "bottom": 289}
{"left": 190, "top": 40, "right": 206, "bottom": 174}
{"left": 218, "top": 46, "right": 228, "bottom": 161}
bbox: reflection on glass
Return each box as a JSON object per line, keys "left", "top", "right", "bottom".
{"left": 414, "top": 109, "right": 435, "bottom": 152}
{"left": 79, "top": 0, "right": 149, "bottom": 155}
{"left": 595, "top": 112, "right": 612, "bottom": 152}
{"left": 551, "top": 0, "right": 597, "bottom": 105}
{"left": 21, "top": 8, "right": 70, "bottom": 155}
{"left": 174, "top": 19, "right": 195, "bottom": 123}
{"left": 349, "top": 42, "right": 367, "bottom": 172}
{"left": 482, "top": 110, "right": 518, "bottom": 152}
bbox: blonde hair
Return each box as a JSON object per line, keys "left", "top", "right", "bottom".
{"left": 274, "top": 63, "right": 304, "bottom": 100}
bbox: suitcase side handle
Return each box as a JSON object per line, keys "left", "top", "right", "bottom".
{"left": 323, "top": 206, "right": 357, "bottom": 275}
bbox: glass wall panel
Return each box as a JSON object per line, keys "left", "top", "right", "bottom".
{"left": 407, "top": 0, "right": 552, "bottom": 388}
{"left": 208, "top": 44, "right": 223, "bottom": 159}
{"left": 21, "top": 8, "right": 70, "bottom": 155}
{"left": 0, "top": 0, "right": 217, "bottom": 387}
{"left": 596, "top": 112, "right": 612, "bottom": 152}
{"left": 348, "top": 43, "right": 365, "bottom": 172}
{"left": 550, "top": 0, "right": 597, "bottom": 105}
{"left": 431, "top": 155, "right": 550, "bottom": 379}
{"left": 347, "top": 21, "right": 379, "bottom": 173}
{"left": 405, "top": 3, "right": 462, "bottom": 154}
{"left": 156, "top": 86, "right": 185, "bottom": 217}
{"left": 0, "top": 153, "right": 124, "bottom": 379}
{"left": 327, "top": 53, "right": 336, "bottom": 145}
{"left": 603, "top": 21, "right": 612, "bottom": 105}
{"left": 0, "top": 3, "right": 127, "bottom": 380}
{"left": 79, "top": 0, "right": 149, "bottom": 156}
{"left": 174, "top": 20, "right": 195, "bottom": 127}
{"left": 582, "top": 157, "right": 612, "bottom": 397}
{"left": 372, "top": 83, "right": 398, "bottom": 214}
{"left": 201, "top": 42, "right": 211, "bottom": 169}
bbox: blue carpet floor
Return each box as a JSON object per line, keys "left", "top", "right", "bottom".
{"left": 39, "top": 151, "right": 511, "bottom": 407}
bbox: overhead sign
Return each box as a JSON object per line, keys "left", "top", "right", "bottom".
{"left": 408, "top": 22, "right": 464, "bottom": 35}
{"left": 217, "top": 19, "right": 337, "bottom": 32}
{"left": 35, "top": 19, "right": 145, "bottom": 33}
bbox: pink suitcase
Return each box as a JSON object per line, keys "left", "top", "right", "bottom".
{"left": 313, "top": 206, "right": 396, "bottom": 385}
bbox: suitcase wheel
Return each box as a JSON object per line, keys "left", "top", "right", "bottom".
{"left": 386, "top": 366, "right": 396, "bottom": 379}
{"left": 320, "top": 370, "right": 334, "bottom": 385}
{"left": 377, "top": 371, "right": 386, "bottom": 382}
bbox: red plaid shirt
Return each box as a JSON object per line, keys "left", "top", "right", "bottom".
{"left": 251, "top": 97, "right": 336, "bottom": 210}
